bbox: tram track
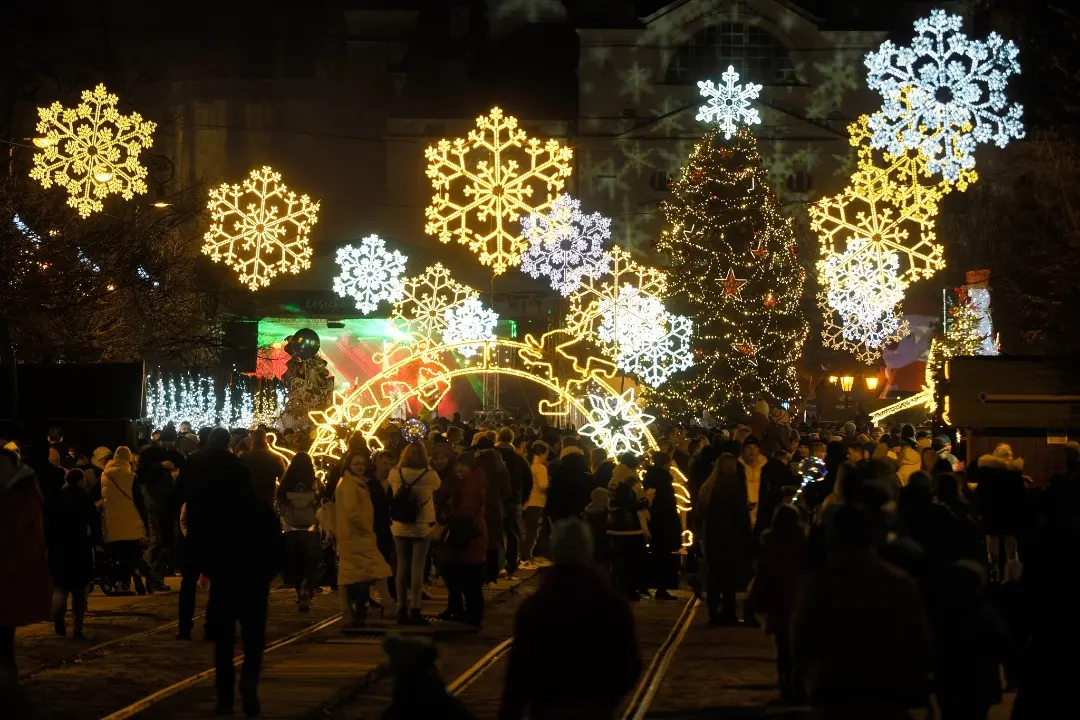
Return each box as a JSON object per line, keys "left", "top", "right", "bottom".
{"left": 621, "top": 596, "right": 701, "bottom": 719}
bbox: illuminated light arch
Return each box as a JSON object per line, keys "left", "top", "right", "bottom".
{"left": 306, "top": 334, "right": 694, "bottom": 544}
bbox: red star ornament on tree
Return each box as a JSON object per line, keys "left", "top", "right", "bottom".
{"left": 751, "top": 239, "right": 769, "bottom": 259}
{"left": 734, "top": 342, "right": 757, "bottom": 355}
{"left": 721, "top": 268, "right": 747, "bottom": 298}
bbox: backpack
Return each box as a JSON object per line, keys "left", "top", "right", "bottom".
{"left": 390, "top": 471, "right": 427, "bottom": 524}
{"left": 283, "top": 483, "right": 318, "bottom": 528}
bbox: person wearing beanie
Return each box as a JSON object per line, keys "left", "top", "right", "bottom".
{"left": 498, "top": 519, "right": 642, "bottom": 720}
{"left": 749, "top": 400, "right": 770, "bottom": 443}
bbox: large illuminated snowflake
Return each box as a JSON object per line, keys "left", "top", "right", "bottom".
{"left": 618, "top": 312, "right": 694, "bottom": 388}
{"left": 442, "top": 297, "right": 499, "bottom": 359}
{"left": 596, "top": 284, "right": 666, "bottom": 355}
{"left": 332, "top": 234, "right": 408, "bottom": 314}
{"left": 29, "top": 84, "right": 156, "bottom": 218}
{"left": 566, "top": 246, "right": 667, "bottom": 354}
{"left": 424, "top": 106, "right": 574, "bottom": 275}
{"left": 820, "top": 295, "right": 909, "bottom": 365}
{"left": 520, "top": 195, "right": 612, "bottom": 296}
{"left": 695, "top": 65, "right": 762, "bottom": 139}
{"left": 391, "top": 263, "right": 478, "bottom": 342}
{"left": 865, "top": 9, "right": 1024, "bottom": 181}
{"left": 202, "top": 167, "right": 319, "bottom": 291}
{"left": 810, "top": 168, "right": 943, "bottom": 285}
{"left": 579, "top": 388, "right": 655, "bottom": 457}
{"left": 820, "top": 240, "right": 909, "bottom": 351}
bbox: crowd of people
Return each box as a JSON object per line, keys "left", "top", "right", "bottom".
{"left": 2, "top": 400, "right": 1079, "bottom": 719}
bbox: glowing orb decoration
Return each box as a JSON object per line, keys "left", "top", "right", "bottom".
{"left": 424, "top": 106, "right": 574, "bottom": 275}
{"left": 865, "top": 9, "right": 1024, "bottom": 181}
{"left": 332, "top": 234, "right": 407, "bottom": 314}
{"left": 617, "top": 312, "right": 694, "bottom": 388}
{"left": 401, "top": 417, "right": 428, "bottom": 444}
{"left": 202, "top": 166, "right": 319, "bottom": 291}
{"left": 695, "top": 65, "right": 763, "bottom": 139}
{"left": 29, "top": 84, "right": 156, "bottom": 218}
{"left": 390, "top": 263, "right": 478, "bottom": 343}
{"left": 820, "top": 239, "right": 910, "bottom": 352}
{"left": 565, "top": 246, "right": 668, "bottom": 355}
{"left": 579, "top": 387, "right": 655, "bottom": 457}
{"left": 520, "top": 194, "right": 612, "bottom": 296}
{"left": 442, "top": 297, "right": 499, "bottom": 359}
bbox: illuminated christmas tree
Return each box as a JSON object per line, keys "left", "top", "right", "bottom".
{"left": 926, "top": 297, "right": 988, "bottom": 418}
{"left": 654, "top": 126, "right": 807, "bottom": 416}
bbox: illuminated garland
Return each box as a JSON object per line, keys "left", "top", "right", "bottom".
{"left": 30, "top": 84, "right": 156, "bottom": 218}
{"left": 145, "top": 373, "right": 264, "bottom": 430}
{"left": 424, "top": 106, "right": 574, "bottom": 274}
{"left": 653, "top": 126, "right": 806, "bottom": 413}
{"left": 202, "top": 166, "right": 319, "bottom": 291}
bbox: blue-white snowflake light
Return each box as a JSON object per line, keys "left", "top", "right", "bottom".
{"left": 579, "top": 388, "right": 655, "bottom": 457}
{"left": 442, "top": 296, "right": 499, "bottom": 358}
{"left": 520, "top": 195, "right": 612, "bottom": 296}
{"left": 596, "top": 284, "right": 667, "bottom": 357}
{"left": 332, "top": 234, "right": 408, "bottom": 314}
{"left": 695, "top": 65, "right": 763, "bottom": 139}
{"left": 865, "top": 9, "right": 1024, "bottom": 181}
{"left": 822, "top": 240, "right": 908, "bottom": 351}
{"left": 617, "top": 312, "right": 694, "bottom": 388}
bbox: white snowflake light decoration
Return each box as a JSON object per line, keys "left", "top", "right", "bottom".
{"left": 202, "top": 166, "right": 319, "bottom": 291}
{"left": 865, "top": 9, "right": 1024, "bottom": 181}
{"left": 695, "top": 65, "right": 763, "bottom": 139}
{"left": 30, "top": 84, "right": 156, "bottom": 218}
{"left": 520, "top": 195, "right": 613, "bottom": 296}
{"left": 596, "top": 284, "right": 667, "bottom": 356}
{"left": 391, "top": 263, "right": 478, "bottom": 342}
{"left": 442, "top": 297, "right": 499, "bottom": 358}
{"left": 579, "top": 388, "right": 655, "bottom": 457}
{"left": 821, "top": 241, "right": 908, "bottom": 351}
{"left": 332, "top": 234, "right": 408, "bottom": 314}
{"left": 618, "top": 312, "right": 694, "bottom": 387}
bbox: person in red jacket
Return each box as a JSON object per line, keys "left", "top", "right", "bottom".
{"left": 0, "top": 447, "right": 52, "bottom": 706}
{"left": 441, "top": 452, "right": 489, "bottom": 626}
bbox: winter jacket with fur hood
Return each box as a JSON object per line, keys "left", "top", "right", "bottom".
{"left": 100, "top": 452, "right": 147, "bottom": 543}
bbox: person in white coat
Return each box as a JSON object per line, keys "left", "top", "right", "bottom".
{"left": 335, "top": 459, "right": 394, "bottom": 629}
{"left": 388, "top": 442, "right": 441, "bottom": 625}
{"left": 99, "top": 446, "right": 153, "bottom": 594}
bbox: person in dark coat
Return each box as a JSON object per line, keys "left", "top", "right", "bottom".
{"left": 545, "top": 447, "right": 594, "bottom": 526}
{"left": 754, "top": 448, "right": 795, "bottom": 543}
{"left": 698, "top": 441, "right": 753, "bottom": 625}
{"left": 973, "top": 449, "right": 1027, "bottom": 579}
{"left": 495, "top": 428, "right": 530, "bottom": 576}
{"left": 240, "top": 429, "right": 286, "bottom": 510}
{"left": 47, "top": 469, "right": 97, "bottom": 639}
{"left": 498, "top": 519, "right": 641, "bottom": 720}
{"left": 441, "top": 452, "right": 488, "bottom": 626}
{"left": 184, "top": 428, "right": 283, "bottom": 717}
{"left": 476, "top": 446, "right": 510, "bottom": 582}
{"left": 748, "top": 504, "right": 808, "bottom": 704}
{"left": 135, "top": 443, "right": 179, "bottom": 592}
{"left": 643, "top": 452, "right": 681, "bottom": 600}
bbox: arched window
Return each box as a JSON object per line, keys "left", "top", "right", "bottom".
{"left": 665, "top": 22, "right": 797, "bottom": 85}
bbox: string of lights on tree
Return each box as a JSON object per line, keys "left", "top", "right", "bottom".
{"left": 144, "top": 373, "right": 282, "bottom": 431}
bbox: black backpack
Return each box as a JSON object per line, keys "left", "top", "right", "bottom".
{"left": 389, "top": 471, "right": 427, "bottom": 524}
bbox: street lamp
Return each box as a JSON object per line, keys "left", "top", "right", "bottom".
{"left": 828, "top": 375, "right": 839, "bottom": 384}
{"left": 840, "top": 375, "right": 855, "bottom": 393}
{"left": 864, "top": 376, "right": 879, "bottom": 392}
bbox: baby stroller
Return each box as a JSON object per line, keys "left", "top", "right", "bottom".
{"left": 89, "top": 544, "right": 131, "bottom": 596}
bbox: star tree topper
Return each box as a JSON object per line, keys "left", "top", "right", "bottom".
{"left": 202, "top": 166, "right": 319, "bottom": 291}
{"left": 29, "top": 84, "right": 157, "bottom": 218}
{"left": 424, "top": 107, "right": 574, "bottom": 275}
{"left": 695, "top": 65, "right": 763, "bottom": 139}
{"left": 332, "top": 234, "right": 408, "bottom": 314}
{"left": 579, "top": 387, "right": 655, "bottom": 457}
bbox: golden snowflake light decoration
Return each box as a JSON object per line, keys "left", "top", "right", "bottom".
{"left": 390, "top": 263, "right": 479, "bottom": 343}
{"left": 424, "top": 106, "right": 574, "bottom": 275}
{"left": 202, "top": 166, "right": 319, "bottom": 291}
{"left": 565, "top": 245, "right": 668, "bottom": 357}
{"left": 29, "top": 84, "right": 156, "bottom": 218}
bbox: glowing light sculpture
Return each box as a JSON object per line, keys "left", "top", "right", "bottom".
{"left": 618, "top": 312, "right": 694, "bottom": 388}
{"left": 390, "top": 263, "right": 478, "bottom": 343}
{"left": 29, "top": 84, "right": 156, "bottom": 218}
{"left": 520, "top": 194, "right": 612, "bottom": 296}
{"left": 596, "top": 284, "right": 667, "bottom": 357}
{"left": 332, "top": 234, "right": 407, "bottom": 314}
{"left": 695, "top": 65, "right": 763, "bottom": 139}
{"left": 442, "top": 297, "right": 499, "bottom": 359}
{"left": 424, "top": 107, "right": 574, "bottom": 274}
{"left": 579, "top": 388, "right": 655, "bottom": 457}
{"left": 864, "top": 9, "right": 1024, "bottom": 181}
{"left": 820, "top": 239, "right": 910, "bottom": 353}
{"left": 202, "top": 166, "right": 319, "bottom": 291}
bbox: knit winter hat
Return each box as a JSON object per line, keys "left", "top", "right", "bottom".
{"left": 742, "top": 435, "right": 762, "bottom": 449}
{"left": 113, "top": 446, "right": 133, "bottom": 463}
{"left": 585, "top": 486, "right": 611, "bottom": 514}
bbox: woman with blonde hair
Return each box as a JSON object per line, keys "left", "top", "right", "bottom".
{"left": 388, "top": 442, "right": 441, "bottom": 625}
